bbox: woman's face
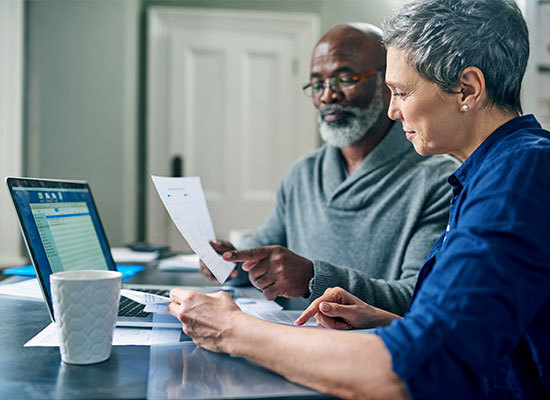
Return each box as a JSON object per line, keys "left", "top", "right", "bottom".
{"left": 385, "top": 47, "right": 467, "bottom": 158}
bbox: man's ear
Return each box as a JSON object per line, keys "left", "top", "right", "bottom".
{"left": 455, "top": 66, "right": 485, "bottom": 111}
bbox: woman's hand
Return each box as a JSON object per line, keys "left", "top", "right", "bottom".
{"left": 294, "top": 287, "right": 400, "bottom": 330}
{"left": 168, "top": 288, "right": 243, "bottom": 353}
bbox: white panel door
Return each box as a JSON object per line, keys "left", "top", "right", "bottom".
{"left": 147, "top": 7, "right": 319, "bottom": 250}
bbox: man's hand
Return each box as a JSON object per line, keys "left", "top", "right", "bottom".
{"left": 199, "top": 240, "right": 238, "bottom": 282}
{"left": 168, "top": 288, "right": 243, "bottom": 353}
{"left": 294, "top": 287, "right": 400, "bottom": 330}
{"left": 222, "top": 245, "right": 313, "bottom": 300}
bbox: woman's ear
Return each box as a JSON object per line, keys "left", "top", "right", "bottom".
{"left": 456, "top": 66, "right": 485, "bottom": 111}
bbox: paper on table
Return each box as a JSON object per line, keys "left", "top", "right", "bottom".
{"left": 235, "top": 297, "right": 283, "bottom": 314}
{"left": 0, "top": 278, "right": 43, "bottom": 301}
{"left": 121, "top": 288, "right": 171, "bottom": 305}
{"left": 151, "top": 176, "right": 235, "bottom": 283}
{"left": 244, "top": 310, "right": 374, "bottom": 331}
{"left": 246, "top": 310, "right": 318, "bottom": 327}
{"left": 24, "top": 322, "right": 182, "bottom": 347}
{"left": 157, "top": 254, "right": 200, "bottom": 271}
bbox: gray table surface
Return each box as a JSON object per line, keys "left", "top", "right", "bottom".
{"left": 0, "top": 266, "right": 329, "bottom": 399}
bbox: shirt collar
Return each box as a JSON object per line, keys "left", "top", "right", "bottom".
{"left": 448, "top": 114, "right": 540, "bottom": 191}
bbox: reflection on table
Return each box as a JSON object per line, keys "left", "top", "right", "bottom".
{"left": 148, "top": 342, "right": 326, "bottom": 399}
{"left": 0, "top": 268, "right": 329, "bottom": 399}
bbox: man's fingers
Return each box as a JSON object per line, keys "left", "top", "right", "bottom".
{"left": 247, "top": 261, "right": 269, "bottom": 280}
{"left": 250, "top": 272, "right": 273, "bottom": 290}
{"left": 261, "top": 283, "right": 279, "bottom": 301}
{"left": 210, "top": 240, "right": 234, "bottom": 253}
{"left": 241, "top": 261, "right": 259, "bottom": 271}
{"left": 222, "top": 246, "right": 274, "bottom": 262}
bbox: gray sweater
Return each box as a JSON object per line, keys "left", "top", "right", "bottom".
{"left": 240, "top": 122, "right": 460, "bottom": 315}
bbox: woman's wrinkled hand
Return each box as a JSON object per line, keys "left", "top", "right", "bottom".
{"left": 168, "top": 288, "right": 242, "bottom": 353}
{"left": 294, "top": 287, "right": 400, "bottom": 330}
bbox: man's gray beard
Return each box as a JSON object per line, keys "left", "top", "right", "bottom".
{"left": 318, "top": 75, "right": 384, "bottom": 148}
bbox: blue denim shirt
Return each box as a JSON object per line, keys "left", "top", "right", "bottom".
{"left": 376, "top": 115, "right": 550, "bottom": 399}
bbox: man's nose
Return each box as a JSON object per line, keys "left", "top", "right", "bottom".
{"left": 319, "top": 84, "right": 342, "bottom": 104}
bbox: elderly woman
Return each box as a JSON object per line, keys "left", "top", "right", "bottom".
{"left": 168, "top": 0, "right": 550, "bottom": 399}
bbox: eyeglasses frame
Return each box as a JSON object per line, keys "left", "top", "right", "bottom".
{"left": 302, "top": 66, "right": 386, "bottom": 98}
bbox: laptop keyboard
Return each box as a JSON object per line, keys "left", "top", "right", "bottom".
{"left": 118, "top": 288, "right": 170, "bottom": 317}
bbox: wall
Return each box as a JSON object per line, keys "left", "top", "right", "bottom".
{"left": 25, "top": 0, "right": 404, "bottom": 247}
{"left": 25, "top": 0, "right": 544, "bottom": 249}
{"left": 26, "top": 0, "right": 139, "bottom": 247}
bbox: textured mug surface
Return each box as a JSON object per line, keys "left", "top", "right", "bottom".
{"left": 50, "top": 270, "right": 122, "bottom": 365}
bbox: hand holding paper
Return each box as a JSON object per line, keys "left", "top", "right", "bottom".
{"left": 151, "top": 176, "right": 235, "bottom": 283}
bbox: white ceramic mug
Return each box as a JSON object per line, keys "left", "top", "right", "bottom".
{"left": 50, "top": 270, "right": 122, "bottom": 365}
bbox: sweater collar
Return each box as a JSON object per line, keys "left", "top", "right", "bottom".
{"left": 322, "top": 121, "right": 412, "bottom": 196}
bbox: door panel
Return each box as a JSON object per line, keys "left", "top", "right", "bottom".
{"left": 147, "top": 7, "right": 319, "bottom": 250}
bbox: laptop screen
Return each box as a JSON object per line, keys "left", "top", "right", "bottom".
{"left": 6, "top": 178, "right": 116, "bottom": 314}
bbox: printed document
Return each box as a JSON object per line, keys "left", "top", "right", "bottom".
{"left": 121, "top": 288, "right": 171, "bottom": 304}
{"left": 25, "top": 322, "right": 182, "bottom": 347}
{"left": 151, "top": 176, "right": 235, "bottom": 283}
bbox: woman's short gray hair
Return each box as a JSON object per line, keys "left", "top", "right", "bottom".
{"left": 383, "top": 0, "right": 529, "bottom": 115}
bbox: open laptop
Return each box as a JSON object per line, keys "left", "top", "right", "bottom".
{"left": 6, "top": 177, "right": 183, "bottom": 328}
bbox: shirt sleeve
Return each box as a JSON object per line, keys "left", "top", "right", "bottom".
{"left": 309, "top": 160, "right": 454, "bottom": 316}
{"left": 376, "top": 148, "right": 550, "bottom": 398}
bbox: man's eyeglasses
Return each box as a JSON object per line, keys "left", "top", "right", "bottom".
{"left": 302, "top": 66, "right": 386, "bottom": 98}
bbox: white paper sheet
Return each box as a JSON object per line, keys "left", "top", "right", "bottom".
{"left": 144, "top": 303, "right": 169, "bottom": 314}
{"left": 0, "top": 278, "right": 44, "bottom": 301}
{"left": 121, "top": 288, "right": 171, "bottom": 305}
{"left": 247, "top": 310, "right": 318, "bottom": 327}
{"left": 235, "top": 297, "right": 283, "bottom": 314}
{"left": 24, "top": 322, "right": 182, "bottom": 347}
{"left": 151, "top": 176, "right": 235, "bottom": 283}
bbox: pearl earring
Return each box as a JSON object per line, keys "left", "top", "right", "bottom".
{"left": 462, "top": 105, "right": 469, "bottom": 110}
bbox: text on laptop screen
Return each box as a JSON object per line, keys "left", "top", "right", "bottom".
{"left": 12, "top": 186, "right": 113, "bottom": 298}
{"left": 30, "top": 201, "right": 108, "bottom": 273}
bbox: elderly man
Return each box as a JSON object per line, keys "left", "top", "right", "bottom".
{"left": 201, "top": 23, "right": 459, "bottom": 315}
